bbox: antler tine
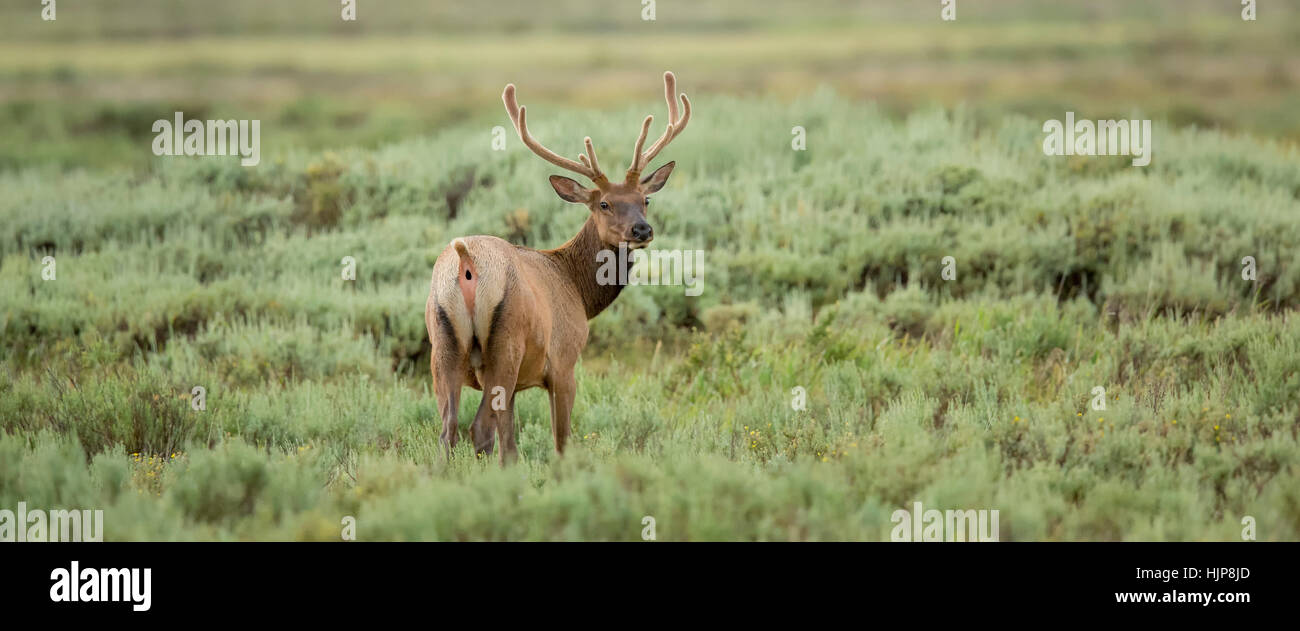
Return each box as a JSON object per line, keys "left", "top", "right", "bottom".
{"left": 628, "top": 115, "right": 653, "bottom": 177}
{"left": 662, "top": 71, "right": 679, "bottom": 124}
{"left": 502, "top": 84, "right": 608, "bottom": 186}
{"left": 629, "top": 71, "right": 691, "bottom": 179}
{"left": 582, "top": 137, "right": 603, "bottom": 176}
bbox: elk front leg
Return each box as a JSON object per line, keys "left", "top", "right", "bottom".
{"left": 547, "top": 374, "right": 576, "bottom": 455}
{"left": 469, "top": 394, "right": 496, "bottom": 457}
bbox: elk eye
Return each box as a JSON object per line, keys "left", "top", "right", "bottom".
{"left": 599, "top": 201, "right": 609, "bottom": 210}
{"left": 645, "top": 197, "right": 651, "bottom": 206}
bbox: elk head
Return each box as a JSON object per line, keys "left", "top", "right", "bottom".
{"left": 502, "top": 72, "right": 691, "bottom": 249}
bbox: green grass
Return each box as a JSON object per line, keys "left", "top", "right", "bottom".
{"left": 4, "top": 0, "right": 1298, "bottom": 170}
{"left": 2, "top": 0, "right": 1298, "bottom": 540}
{"left": 2, "top": 91, "right": 1299, "bottom": 540}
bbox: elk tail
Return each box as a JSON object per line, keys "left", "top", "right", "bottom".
{"left": 453, "top": 238, "right": 478, "bottom": 317}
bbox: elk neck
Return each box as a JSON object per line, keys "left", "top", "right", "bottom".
{"left": 544, "top": 216, "right": 631, "bottom": 319}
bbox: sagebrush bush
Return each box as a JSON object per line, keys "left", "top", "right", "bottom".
{"left": 1, "top": 95, "right": 1298, "bottom": 539}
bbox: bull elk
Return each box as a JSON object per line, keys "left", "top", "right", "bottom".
{"left": 425, "top": 72, "right": 691, "bottom": 464}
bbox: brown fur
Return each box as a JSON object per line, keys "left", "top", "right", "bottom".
{"left": 424, "top": 73, "right": 689, "bottom": 464}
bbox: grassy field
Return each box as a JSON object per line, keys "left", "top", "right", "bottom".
{"left": 1, "top": 0, "right": 1299, "bottom": 540}
{"left": 4, "top": 0, "right": 1298, "bottom": 170}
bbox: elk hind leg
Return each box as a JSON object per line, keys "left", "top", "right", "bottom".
{"left": 432, "top": 336, "right": 464, "bottom": 461}
{"left": 482, "top": 343, "right": 523, "bottom": 465}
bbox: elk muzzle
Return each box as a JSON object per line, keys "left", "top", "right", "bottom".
{"left": 630, "top": 221, "right": 654, "bottom": 245}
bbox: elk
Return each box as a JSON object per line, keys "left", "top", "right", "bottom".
{"left": 425, "top": 72, "right": 691, "bottom": 464}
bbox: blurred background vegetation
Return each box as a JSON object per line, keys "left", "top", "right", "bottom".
{"left": 1, "top": 0, "right": 1299, "bottom": 540}
{"left": 1, "top": 0, "right": 1297, "bottom": 170}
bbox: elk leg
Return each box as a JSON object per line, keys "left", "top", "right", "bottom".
{"left": 547, "top": 374, "right": 576, "bottom": 455}
{"left": 433, "top": 347, "right": 462, "bottom": 461}
{"left": 482, "top": 347, "right": 523, "bottom": 466}
{"left": 469, "top": 395, "right": 496, "bottom": 457}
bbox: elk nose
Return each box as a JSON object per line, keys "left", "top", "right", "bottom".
{"left": 631, "top": 221, "right": 653, "bottom": 242}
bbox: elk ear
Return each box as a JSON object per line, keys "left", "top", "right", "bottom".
{"left": 640, "top": 161, "right": 675, "bottom": 194}
{"left": 549, "top": 175, "right": 592, "bottom": 204}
